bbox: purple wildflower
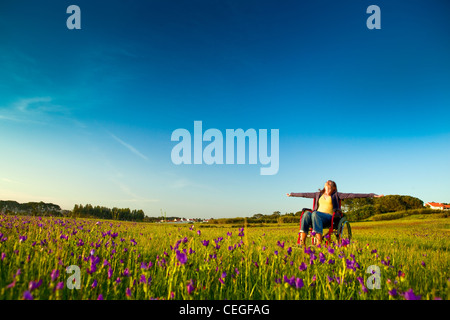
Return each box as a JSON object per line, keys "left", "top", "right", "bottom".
{"left": 55, "top": 282, "right": 64, "bottom": 291}
{"left": 284, "top": 275, "right": 304, "bottom": 289}
{"left": 7, "top": 280, "right": 16, "bottom": 289}
{"left": 295, "top": 278, "right": 304, "bottom": 289}
{"left": 404, "top": 288, "right": 421, "bottom": 300}
{"left": 23, "top": 291, "right": 33, "bottom": 300}
{"left": 201, "top": 240, "right": 209, "bottom": 247}
{"left": 388, "top": 288, "right": 398, "bottom": 297}
{"left": 187, "top": 280, "right": 195, "bottom": 295}
{"left": 28, "top": 279, "right": 42, "bottom": 291}
{"left": 346, "top": 259, "right": 358, "bottom": 271}
{"left": 176, "top": 250, "right": 188, "bottom": 265}
{"left": 357, "top": 277, "right": 368, "bottom": 293}
{"left": 319, "top": 252, "right": 326, "bottom": 264}
{"left": 50, "top": 269, "right": 60, "bottom": 282}
{"left": 299, "top": 262, "right": 307, "bottom": 271}
{"left": 284, "top": 275, "right": 295, "bottom": 286}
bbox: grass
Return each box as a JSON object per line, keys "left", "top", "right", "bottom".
{"left": 0, "top": 213, "right": 448, "bottom": 300}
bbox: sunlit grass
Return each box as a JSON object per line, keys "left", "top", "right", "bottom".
{"left": 0, "top": 214, "right": 448, "bottom": 300}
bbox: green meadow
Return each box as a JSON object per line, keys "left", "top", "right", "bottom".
{"left": 0, "top": 213, "right": 448, "bottom": 300}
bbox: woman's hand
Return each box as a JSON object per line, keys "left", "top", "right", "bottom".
{"left": 286, "top": 193, "right": 292, "bottom": 197}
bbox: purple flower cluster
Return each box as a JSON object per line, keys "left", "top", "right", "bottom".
{"left": 284, "top": 275, "right": 304, "bottom": 289}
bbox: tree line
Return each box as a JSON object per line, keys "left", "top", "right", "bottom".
{"left": 341, "top": 194, "right": 424, "bottom": 221}
{"left": 0, "top": 200, "right": 197, "bottom": 224}
{"left": 71, "top": 204, "right": 202, "bottom": 223}
{"left": 71, "top": 204, "right": 146, "bottom": 222}
{"left": 0, "top": 200, "right": 62, "bottom": 216}
{"left": 209, "top": 194, "right": 428, "bottom": 224}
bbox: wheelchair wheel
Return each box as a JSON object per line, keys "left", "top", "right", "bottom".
{"left": 337, "top": 218, "right": 352, "bottom": 243}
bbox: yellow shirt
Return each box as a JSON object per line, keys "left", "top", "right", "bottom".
{"left": 318, "top": 195, "right": 333, "bottom": 215}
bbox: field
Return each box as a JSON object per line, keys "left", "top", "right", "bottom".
{"left": 0, "top": 214, "right": 448, "bottom": 300}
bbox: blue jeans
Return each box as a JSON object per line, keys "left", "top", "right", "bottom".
{"left": 300, "top": 210, "right": 333, "bottom": 235}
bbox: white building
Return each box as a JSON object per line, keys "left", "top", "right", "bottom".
{"left": 425, "top": 202, "right": 450, "bottom": 210}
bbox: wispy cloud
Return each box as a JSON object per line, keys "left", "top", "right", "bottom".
{"left": 0, "top": 96, "right": 71, "bottom": 125}
{"left": 109, "top": 132, "right": 149, "bottom": 161}
{"left": 14, "top": 96, "right": 56, "bottom": 113}
{"left": 0, "top": 114, "right": 20, "bottom": 122}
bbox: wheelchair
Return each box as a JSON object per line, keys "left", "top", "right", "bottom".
{"left": 296, "top": 199, "right": 352, "bottom": 246}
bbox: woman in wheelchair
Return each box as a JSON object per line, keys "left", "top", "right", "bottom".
{"left": 287, "top": 180, "right": 383, "bottom": 246}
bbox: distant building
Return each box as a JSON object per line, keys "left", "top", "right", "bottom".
{"left": 425, "top": 202, "right": 450, "bottom": 210}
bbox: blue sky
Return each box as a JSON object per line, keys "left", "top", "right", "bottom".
{"left": 0, "top": 0, "right": 449, "bottom": 218}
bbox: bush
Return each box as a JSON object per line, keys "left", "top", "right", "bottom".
{"left": 371, "top": 208, "right": 443, "bottom": 221}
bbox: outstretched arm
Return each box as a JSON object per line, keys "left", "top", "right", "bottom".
{"left": 338, "top": 192, "right": 384, "bottom": 199}
{"left": 286, "top": 192, "right": 316, "bottom": 198}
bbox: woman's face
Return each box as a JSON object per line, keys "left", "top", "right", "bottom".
{"left": 324, "top": 183, "right": 332, "bottom": 195}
